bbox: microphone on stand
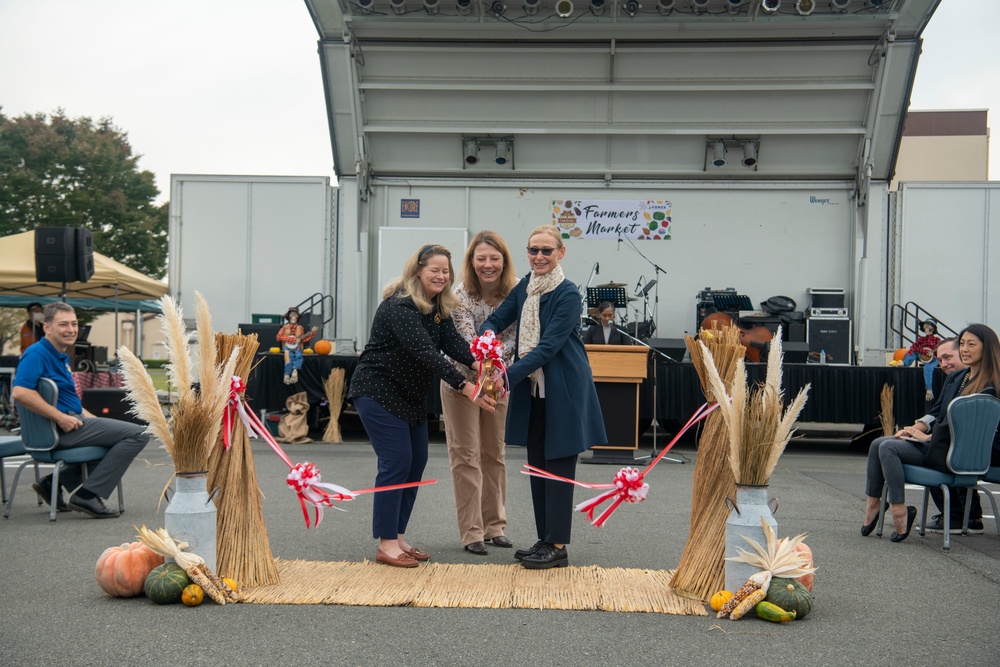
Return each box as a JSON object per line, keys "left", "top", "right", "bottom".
{"left": 634, "top": 278, "right": 643, "bottom": 296}
{"left": 595, "top": 262, "right": 600, "bottom": 275}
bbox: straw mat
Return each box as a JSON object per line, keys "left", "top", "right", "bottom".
{"left": 242, "top": 559, "right": 707, "bottom": 615}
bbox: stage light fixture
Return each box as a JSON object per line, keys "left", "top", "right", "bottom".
{"left": 556, "top": 0, "right": 574, "bottom": 16}
{"left": 761, "top": 0, "right": 780, "bottom": 12}
{"left": 423, "top": 0, "right": 440, "bottom": 13}
{"left": 724, "top": 0, "right": 744, "bottom": 14}
{"left": 711, "top": 140, "right": 727, "bottom": 168}
{"left": 456, "top": 0, "right": 474, "bottom": 13}
{"left": 389, "top": 0, "right": 407, "bottom": 14}
{"left": 829, "top": 0, "right": 850, "bottom": 10}
{"left": 741, "top": 141, "right": 758, "bottom": 168}
{"left": 489, "top": 0, "right": 507, "bottom": 15}
{"left": 866, "top": 0, "right": 885, "bottom": 6}
{"left": 357, "top": 0, "right": 375, "bottom": 13}
{"left": 656, "top": 0, "right": 674, "bottom": 15}
{"left": 795, "top": 0, "right": 815, "bottom": 14}
{"left": 494, "top": 140, "right": 510, "bottom": 166}
{"left": 623, "top": 0, "right": 640, "bottom": 16}
{"left": 691, "top": 0, "right": 710, "bottom": 14}
{"left": 590, "top": 0, "right": 606, "bottom": 15}
{"left": 523, "top": 0, "right": 540, "bottom": 13}
{"left": 464, "top": 139, "right": 479, "bottom": 165}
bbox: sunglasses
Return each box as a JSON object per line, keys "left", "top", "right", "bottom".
{"left": 526, "top": 247, "right": 556, "bottom": 257}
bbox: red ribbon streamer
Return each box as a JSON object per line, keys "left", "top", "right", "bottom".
{"left": 223, "top": 376, "right": 436, "bottom": 528}
{"left": 470, "top": 332, "right": 509, "bottom": 399}
{"left": 522, "top": 401, "right": 719, "bottom": 527}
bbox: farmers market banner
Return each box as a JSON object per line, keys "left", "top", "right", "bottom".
{"left": 551, "top": 199, "right": 672, "bottom": 240}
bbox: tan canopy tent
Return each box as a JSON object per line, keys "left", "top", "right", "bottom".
{"left": 0, "top": 230, "right": 167, "bottom": 300}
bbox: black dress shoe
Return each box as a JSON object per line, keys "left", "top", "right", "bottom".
{"left": 67, "top": 494, "right": 119, "bottom": 519}
{"left": 32, "top": 477, "right": 69, "bottom": 512}
{"left": 464, "top": 541, "right": 488, "bottom": 555}
{"left": 514, "top": 540, "right": 545, "bottom": 562}
{"left": 890, "top": 506, "right": 918, "bottom": 543}
{"left": 487, "top": 535, "right": 513, "bottom": 548}
{"left": 860, "top": 501, "right": 889, "bottom": 537}
{"left": 520, "top": 543, "right": 568, "bottom": 570}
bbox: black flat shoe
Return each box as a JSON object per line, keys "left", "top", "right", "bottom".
{"left": 514, "top": 540, "right": 544, "bottom": 562}
{"left": 487, "top": 535, "right": 513, "bottom": 548}
{"left": 464, "top": 541, "right": 488, "bottom": 556}
{"left": 520, "top": 543, "right": 568, "bottom": 570}
{"left": 890, "top": 506, "right": 918, "bottom": 543}
{"left": 860, "top": 501, "right": 889, "bottom": 537}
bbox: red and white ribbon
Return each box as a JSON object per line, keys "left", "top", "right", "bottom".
{"left": 470, "top": 331, "right": 509, "bottom": 399}
{"left": 522, "top": 401, "right": 719, "bottom": 527}
{"left": 223, "top": 376, "right": 435, "bottom": 528}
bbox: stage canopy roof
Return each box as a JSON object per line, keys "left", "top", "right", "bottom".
{"left": 305, "top": 0, "right": 939, "bottom": 201}
{"left": 0, "top": 231, "right": 169, "bottom": 302}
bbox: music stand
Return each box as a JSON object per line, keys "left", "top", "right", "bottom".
{"left": 587, "top": 287, "right": 628, "bottom": 309}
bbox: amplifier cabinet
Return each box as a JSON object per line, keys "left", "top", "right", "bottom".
{"left": 82, "top": 388, "right": 145, "bottom": 425}
{"left": 807, "top": 318, "right": 852, "bottom": 365}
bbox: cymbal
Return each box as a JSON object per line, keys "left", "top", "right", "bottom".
{"left": 627, "top": 297, "right": 639, "bottom": 302}
{"left": 596, "top": 282, "right": 627, "bottom": 288}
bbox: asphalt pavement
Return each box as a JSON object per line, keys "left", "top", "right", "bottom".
{"left": 1, "top": 426, "right": 998, "bottom": 667}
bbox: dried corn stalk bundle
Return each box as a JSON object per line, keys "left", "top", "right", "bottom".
{"left": 702, "top": 330, "right": 810, "bottom": 486}
{"left": 207, "top": 332, "right": 280, "bottom": 588}
{"left": 119, "top": 293, "right": 239, "bottom": 474}
{"left": 670, "top": 325, "right": 743, "bottom": 601}
{"left": 322, "top": 368, "right": 346, "bottom": 443}
{"left": 879, "top": 384, "right": 895, "bottom": 437}
{"left": 137, "top": 525, "right": 241, "bottom": 604}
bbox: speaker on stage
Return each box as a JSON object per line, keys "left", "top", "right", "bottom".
{"left": 238, "top": 323, "right": 282, "bottom": 345}
{"left": 647, "top": 338, "right": 687, "bottom": 362}
{"left": 82, "top": 388, "right": 144, "bottom": 424}
{"left": 807, "top": 318, "right": 852, "bottom": 365}
{"left": 34, "top": 226, "right": 94, "bottom": 283}
{"left": 783, "top": 341, "right": 810, "bottom": 363}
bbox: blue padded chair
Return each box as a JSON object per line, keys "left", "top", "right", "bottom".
{"left": 878, "top": 393, "right": 1000, "bottom": 550}
{"left": 0, "top": 436, "right": 41, "bottom": 505}
{"left": 977, "top": 466, "right": 1000, "bottom": 534}
{"left": 4, "top": 378, "right": 124, "bottom": 522}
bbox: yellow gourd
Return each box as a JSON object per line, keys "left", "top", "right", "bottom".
{"left": 269, "top": 347, "right": 281, "bottom": 354}
{"left": 709, "top": 590, "right": 734, "bottom": 612}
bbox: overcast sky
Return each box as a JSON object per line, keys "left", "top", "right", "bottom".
{"left": 0, "top": 0, "right": 996, "bottom": 205}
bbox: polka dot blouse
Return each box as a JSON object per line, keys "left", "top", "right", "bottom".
{"left": 348, "top": 295, "right": 476, "bottom": 424}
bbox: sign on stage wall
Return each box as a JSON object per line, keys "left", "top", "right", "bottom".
{"left": 551, "top": 199, "right": 672, "bottom": 241}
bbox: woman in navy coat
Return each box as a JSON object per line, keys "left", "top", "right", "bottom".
{"left": 480, "top": 225, "right": 607, "bottom": 569}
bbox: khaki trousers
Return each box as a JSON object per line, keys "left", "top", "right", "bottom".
{"left": 440, "top": 381, "right": 508, "bottom": 546}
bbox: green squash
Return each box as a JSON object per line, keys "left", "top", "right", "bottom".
{"left": 144, "top": 562, "right": 191, "bottom": 604}
{"left": 765, "top": 577, "right": 813, "bottom": 619}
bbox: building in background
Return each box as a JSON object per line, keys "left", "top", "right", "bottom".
{"left": 893, "top": 109, "right": 990, "bottom": 188}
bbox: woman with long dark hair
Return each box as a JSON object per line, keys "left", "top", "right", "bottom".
{"left": 348, "top": 244, "right": 496, "bottom": 568}
{"left": 861, "top": 323, "right": 1000, "bottom": 541}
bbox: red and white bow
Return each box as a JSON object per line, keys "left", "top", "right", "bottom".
{"left": 470, "top": 331, "right": 509, "bottom": 398}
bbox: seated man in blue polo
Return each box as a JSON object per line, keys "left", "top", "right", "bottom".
{"left": 12, "top": 302, "right": 149, "bottom": 518}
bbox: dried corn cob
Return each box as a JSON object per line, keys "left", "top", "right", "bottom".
{"left": 717, "top": 579, "right": 761, "bottom": 618}
{"left": 187, "top": 565, "right": 227, "bottom": 605}
{"left": 199, "top": 564, "right": 241, "bottom": 603}
{"left": 729, "top": 587, "right": 767, "bottom": 620}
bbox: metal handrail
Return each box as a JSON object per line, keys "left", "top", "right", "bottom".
{"left": 294, "top": 293, "right": 335, "bottom": 334}
{"left": 888, "top": 301, "right": 958, "bottom": 349}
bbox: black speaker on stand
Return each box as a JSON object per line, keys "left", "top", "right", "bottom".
{"left": 34, "top": 226, "right": 94, "bottom": 284}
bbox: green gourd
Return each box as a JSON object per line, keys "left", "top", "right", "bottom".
{"left": 765, "top": 577, "right": 813, "bottom": 619}
{"left": 755, "top": 600, "right": 796, "bottom": 622}
{"left": 144, "top": 562, "right": 191, "bottom": 604}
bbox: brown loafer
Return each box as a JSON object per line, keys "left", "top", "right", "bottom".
{"left": 464, "top": 540, "right": 488, "bottom": 555}
{"left": 376, "top": 548, "right": 419, "bottom": 568}
{"left": 402, "top": 546, "right": 431, "bottom": 561}
{"left": 487, "top": 535, "right": 513, "bottom": 548}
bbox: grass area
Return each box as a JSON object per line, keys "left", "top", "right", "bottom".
{"left": 147, "top": 368, "right": 172, "bottom": 392}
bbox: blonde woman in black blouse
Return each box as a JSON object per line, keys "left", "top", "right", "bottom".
{"left": 348, "top": 244, "right": 496, "bottom": 568}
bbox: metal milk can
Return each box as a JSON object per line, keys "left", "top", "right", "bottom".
{"left": 725, "top": 484, "right": 778, "bottom": 591}
{"left": 164, "top": 472, "right": 218, "bottom": 572}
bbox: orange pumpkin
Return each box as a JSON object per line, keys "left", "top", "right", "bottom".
{"left": 95, "top": 541, "right": 165, "bottom": 597}
{"left": 313, "top": 339, "right": 332, "bottom": 355}
{"left": 181, "top": 583, "right": 205, "bottom": 607}
{"left": 893, "top": 348, "right": 908, "bottom": 362}
{"left": 778, "top": 538, "right": 815, "bottom": 592}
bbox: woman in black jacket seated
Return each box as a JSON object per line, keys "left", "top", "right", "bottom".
{"left": 860, "top": 323, "right": 1000, "bottom": 541}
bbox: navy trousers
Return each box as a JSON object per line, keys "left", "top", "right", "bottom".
{"left": 525, "top": 396, "right": 577, "bottom": 545}
{"left": 354, "top": 396, "right": 429, "bottom": 540}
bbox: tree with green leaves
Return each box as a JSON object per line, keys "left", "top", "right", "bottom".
{"left": 0, "top": 108, "right": 168, "bottom": 279}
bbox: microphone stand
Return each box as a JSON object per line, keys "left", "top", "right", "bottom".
{"left": 612, "top": 326, "right": 685, "bottom": 465}
{"left": 619, "top": 236, "right": 666, "bottom": 337}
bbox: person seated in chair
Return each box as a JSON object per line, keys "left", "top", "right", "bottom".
{"left": 11, "top": 302, "right": 149, "bottom": 518}
{"left": 582, "top": 302, "right": 632, "bottom": 346}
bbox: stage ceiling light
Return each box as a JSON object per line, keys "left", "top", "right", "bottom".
{"left": 623, "top": 0, "right": 640, "bottom": 17}
{"left": 590, "top": 0, "right": 606, "bottom": 15}
{"left": 494, "top": 140, "right": 510, "bottom": 166}
{"left": 523, "top": 0, "right": 540, "bottom": 14}
{"left": 724, "top": 0, "right": 744, "bottom": 14}
{"left": 464, "top": 139, "right": 479, "bottom": 165}
{"left": 829, "top": 0, "right": 850, "bottom": 10}
{"left": 489, "top": 0, "right": 507, "bottom": 15}
{"left": 656, "top": 0, "right": 674, "bottom": 15}
{"left": 423, "top": 0, "right": 440, "bottom": 14}
{"left": 692, "top": 0, "right": 710, "bottom": 15}
{"left": 556, "top": 0, "right": 573, "bottom": 17}
{"left": 357, "top": 0, "right": 375, "bottom": 13}
{"left": 741, "top": 141, "right": 758, "bottom": 168}
{"left": 795, "top": 0, "right": 815, "bottom": 15}
{"left": 711, "top": 140, "right": 727, "bottom": 168}
{"left": 456, "top": 0, "right": 474, "bottom": 14}
{"left": 866, "top": 0, "right": 885, "bottom": 6}
{"left": 389, "top": 0, "right": 407, "bottom": 15}
{"left": 761, "top": 0, "right": 780, "bottom": 13}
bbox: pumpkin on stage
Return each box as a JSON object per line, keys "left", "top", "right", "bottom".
{"left": 313, "top": 339, "right": 333, "bottom": 355}
{"left": 95, "top": 541, "right": 165, "bottom": 598}
{"left": 893, "top": 348, "right": 908, "bottom": 362}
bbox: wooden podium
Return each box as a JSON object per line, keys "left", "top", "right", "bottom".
{"left": 584, "top": 344, "right": 650, "bottom": 464}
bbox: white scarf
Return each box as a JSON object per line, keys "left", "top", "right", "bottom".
{"left": 518, "top": 264, "right": 565, "bottom": 383}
